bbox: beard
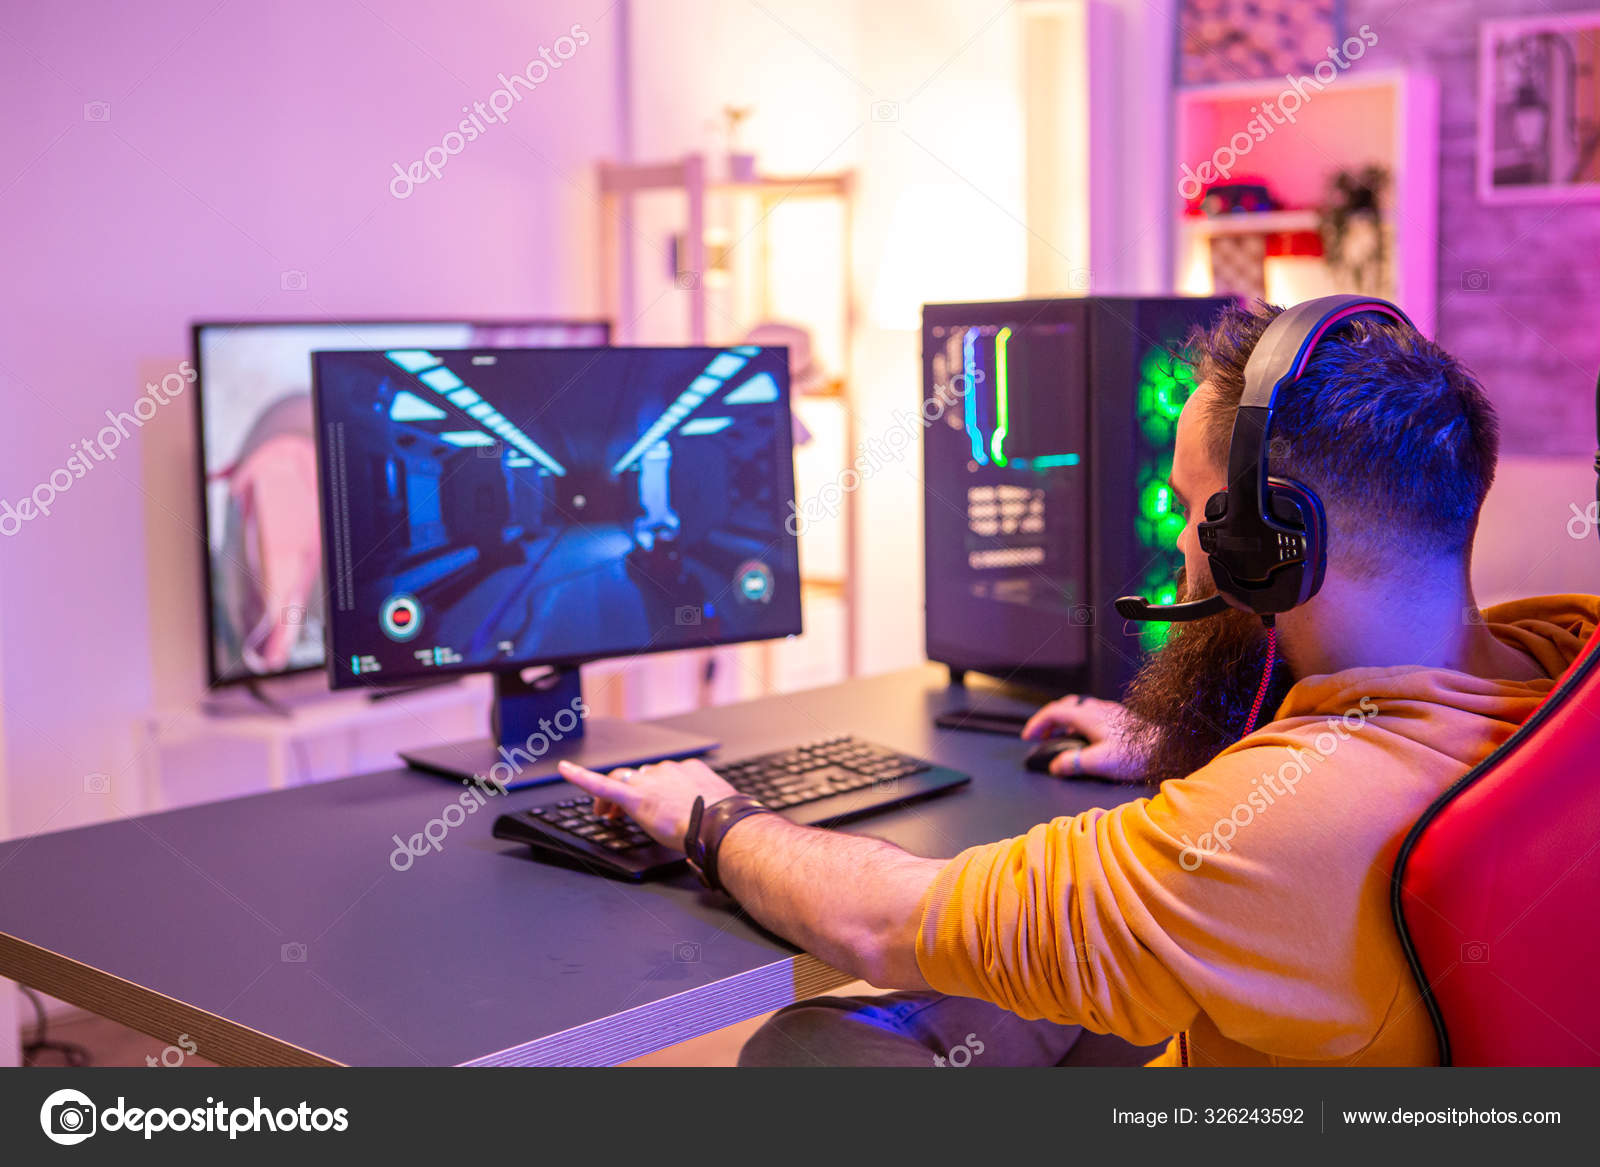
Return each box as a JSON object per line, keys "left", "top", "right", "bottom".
{"left": 1120, "top": 569, "right": 1296, "bottom": 786}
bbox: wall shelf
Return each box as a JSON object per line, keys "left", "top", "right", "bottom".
{"left": 1174, "top": 68, "right": 1439, "bottom": 335}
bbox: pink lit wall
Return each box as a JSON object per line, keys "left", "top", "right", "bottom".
{"left": 0, "top": 0, "right": 620, "bottom": 837}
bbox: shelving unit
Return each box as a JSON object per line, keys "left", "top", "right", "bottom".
{"left": 1174, "top": 68, "right": 1440, "bottom": 335}
{"left": 595, "top": 154, "right": 860, "bottom": 712}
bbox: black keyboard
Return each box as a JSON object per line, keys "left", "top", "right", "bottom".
{"left": 492, "top": 735, "right": 971, "bottom": 880}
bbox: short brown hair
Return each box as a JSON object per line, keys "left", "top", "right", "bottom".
{"left": 1186, "top": 301, "right": 1499, "bottom": 571}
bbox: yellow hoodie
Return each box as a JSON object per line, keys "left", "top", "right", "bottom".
{"left": 915, "top": 596, "right": 1599, "bottom": 1067}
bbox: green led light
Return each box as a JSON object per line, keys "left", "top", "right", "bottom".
{"left": 1138, "top": 348, "right": 1197, "bottom": 420}
{"left": 990, "top": 327, "right": 1011, "bottom": 466}
{"left": 1130, "top": 344, "right": 1196, "bottom": 657}
{"left": 1140, "top": 411, "right": 1177, "bottom": 447}
{"left": 1139, "top": 481, "right": 1171, "bottom": 521}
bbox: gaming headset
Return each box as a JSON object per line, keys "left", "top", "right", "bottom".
{"left": 1115, "top": 294, "right": 1414, "bottom": 627}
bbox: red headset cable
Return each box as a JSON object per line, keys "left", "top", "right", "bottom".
{"left": 1241, "top": 617, "right": 1278, "bottom": 737}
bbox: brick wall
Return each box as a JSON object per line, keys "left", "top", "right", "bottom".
{"left": 1349, "top": 0, "right": 1600, "bottom": 455}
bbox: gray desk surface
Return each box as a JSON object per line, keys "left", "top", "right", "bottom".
{"left": 0, "top": 666, "right": 1124, "bottom": 1066}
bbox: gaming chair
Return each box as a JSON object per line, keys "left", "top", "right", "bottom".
{"left": 1390, "top": 379, "right": 1600, "bottom": 1066}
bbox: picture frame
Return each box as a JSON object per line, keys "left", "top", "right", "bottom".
{"left": 1479, "top": 12, "right": 1600, "bottom": 204}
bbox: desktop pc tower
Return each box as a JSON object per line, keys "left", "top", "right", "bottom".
{"left": 922, "top": 295, "right": 1231, "bottom": 700}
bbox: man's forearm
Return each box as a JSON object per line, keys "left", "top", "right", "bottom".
{"left": 715, "top": 814, "right": 944, "bottom": 989}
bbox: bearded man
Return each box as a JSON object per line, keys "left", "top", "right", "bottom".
{"left": 559, "top": 300, "right": 1598, "bottom": 1066}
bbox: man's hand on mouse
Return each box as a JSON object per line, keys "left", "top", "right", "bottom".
{"left": 557, "top": 758, "right": 738, "bottom": 848}
{"left": 1022, "top": 695, "right": 1147, "bottom": 782}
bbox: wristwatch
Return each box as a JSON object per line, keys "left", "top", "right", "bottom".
{"left": 683, "top": 794, "right": 774, "bottom": 894}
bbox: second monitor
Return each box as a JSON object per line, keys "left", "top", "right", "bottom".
{"left": 313, "top": 344, "right": 803, "bottom": 785}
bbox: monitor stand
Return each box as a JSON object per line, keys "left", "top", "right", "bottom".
{"left": 398, "top": 666, "right": 718, "bottom": 790}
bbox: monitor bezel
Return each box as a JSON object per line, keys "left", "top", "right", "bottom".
{"left": 309, "top": 343, "right": 803, "bottom": 692}
{"left": 191, "top": 317, "right": 613, "bottom": 690}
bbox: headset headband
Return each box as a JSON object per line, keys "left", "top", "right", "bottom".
{"left": 1228, "top": 295, "right": 1414, "bottom": 530}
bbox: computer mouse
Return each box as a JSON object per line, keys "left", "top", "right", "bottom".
{"left": 1025, "top": 736, "right": 1089, "bottom": 774}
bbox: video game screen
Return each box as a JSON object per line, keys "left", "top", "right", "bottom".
{"left": 312, "top": 345, "right": 802, "bottom": 687}
{"left": 195, "top": 319, "right": 608, "bottom": 686}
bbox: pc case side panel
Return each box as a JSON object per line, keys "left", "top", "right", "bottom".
{"left": 920, "top": 300, "right": 1092, "bottom": 690}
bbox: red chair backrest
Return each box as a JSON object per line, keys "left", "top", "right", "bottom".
{"left": 1392, "top": 625, "right": 1600, "bottom": 1065}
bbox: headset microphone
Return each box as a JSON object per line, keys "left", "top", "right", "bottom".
{"left": 1113, "top": 594, "right": 1227, "bottom": 622}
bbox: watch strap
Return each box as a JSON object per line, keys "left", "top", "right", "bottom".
{"left": 683, "top": 794, "right": 773, "bottom": 894}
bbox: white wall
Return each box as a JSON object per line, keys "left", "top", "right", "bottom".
{"left": 626, "top": 0, "right": 1178, "bottom": 674}
{"left": 630, "top": 0, "right": 1042, "bottom": 675}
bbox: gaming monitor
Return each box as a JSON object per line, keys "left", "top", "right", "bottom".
{"left": 312, "top": 343, "right": 801, "bottom": 720}
{"left": 192, "top": 319, "right": 609, "bottom": 688}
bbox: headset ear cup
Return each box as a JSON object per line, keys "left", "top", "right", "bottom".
{"left": 1203, "top": 491, "right": 1228, "bottom": 521}
{"left": 1265, "top": 476, "right": 1328, "bottom": 604}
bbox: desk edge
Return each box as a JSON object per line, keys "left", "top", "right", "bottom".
{"left": 463, "top": 952, "right": 855, "bottom": 1067}
{"left": 0, "top": 931, "right": 341, "bottom": 1067}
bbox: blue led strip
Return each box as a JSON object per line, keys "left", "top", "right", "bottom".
{"left": 962, "top": 328, "right": 988, "bottom": 466}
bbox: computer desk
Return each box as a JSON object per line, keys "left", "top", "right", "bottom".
{"left": 0, "top": 666, "right": 1119, "bottom": 1066}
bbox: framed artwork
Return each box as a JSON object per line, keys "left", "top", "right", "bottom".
{"left": 1479, "top": 12, "right": 1600, "bottom": 203}
{"left": 1178, "top": 0, "right": 1343, "bottom": 87}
